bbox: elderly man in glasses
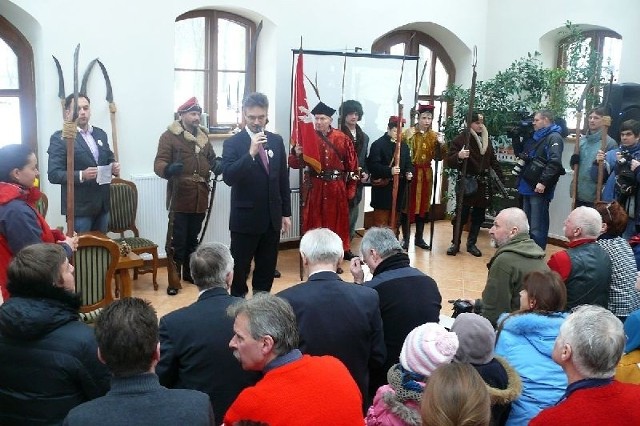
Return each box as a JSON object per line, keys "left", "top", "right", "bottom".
{"left": 547, "top": 206, "right": 612, "bottom": 311}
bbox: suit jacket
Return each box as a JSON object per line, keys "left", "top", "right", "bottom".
{"left": 64, "top": 373, "right": 214, "bottom": 426}
{"left": 222, "top": 129, "right": 291, "bottom": 234}
{"left": 278, "top": 271, "right": 386, "bottom": 404}
{"left": 156, "top": 287, "right": 260, "bottom": 425}
{"left": 47, "top": 126, "right": 115, "bottom": 216}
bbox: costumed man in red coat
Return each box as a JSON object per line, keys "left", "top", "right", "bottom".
{"left": 289, "top": 101, "right": 358, "bottom": 271}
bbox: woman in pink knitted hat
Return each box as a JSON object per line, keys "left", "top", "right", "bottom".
{"left": 365, "top": 322, "right": 459, "bottom": 426}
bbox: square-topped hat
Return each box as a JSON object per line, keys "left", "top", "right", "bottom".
{"left": 177, "top": 97, "right": 202, "bottom": 114}
{"left": 388, "top": 115, "right": 406, "bottom": 126}
{"left": 311, "top": 101, "right": 336, "bottom": 117}
{"left": 417, "top": 103, "right": 435, "bottom": 114}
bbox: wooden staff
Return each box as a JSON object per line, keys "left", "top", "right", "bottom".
{"left": 63, "top": 44, "right": 81, "bottom": 236}
{"left": 596, "top": 73, "right": 615, "bottom": 202}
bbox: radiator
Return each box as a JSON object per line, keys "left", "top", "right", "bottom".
{"left": 129, "top": 174, "right": 301, "bottom": 257}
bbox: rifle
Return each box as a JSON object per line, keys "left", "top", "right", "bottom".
{"left": 165, "top": 152, "right": 183, "bottom": 291}
{"left": 489, "top": 168, "right": 509, "bottom": 198}
{"left": 571, "top": 73, "right": 596, "bottom": 209}
{"left": 452, "top": 46, "right": 478, "bottom": 254}
{"left": 198, "top": 169, "right": 218, "bottom": 245}
{"left": 596, "top": 72, "right": 615, "bottom": 202}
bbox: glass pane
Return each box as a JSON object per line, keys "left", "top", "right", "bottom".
{"left": 432, "top": 101, "right": 447, "bottom": 132}
{"left": 217, "top": 72, "right": 245, "bottom": 125}
{"left": 389, "top": 43, "right": 405, "bottom": 56}
{"left": 175, "top": 17, "right": 205, "bottom": 69}
{"left": 174, "top": 70, "right": 205, "bottom": 113}
{"left": 218, "top": 19, "right": 247, "bottom": 70}
{"left": 433, "top": 58, "right": 449, "bottom": 95}
{"left": 0, "top": 97, "right": 22, "bottom": 147}
{"left": 418, "top": 45, "right": 432, "bottom": 95}
{"left": 0, "top": 39, "right": 19, "bottom": 89}
{"left": 602, "top": 36, "right": 622, "bottom": 81}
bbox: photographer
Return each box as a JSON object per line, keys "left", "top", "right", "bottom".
{"left": 514, "top": 110, "right": 565, "bottom": 250}
{"left": 593, "top": 119, "right": 640, "bottom": 237}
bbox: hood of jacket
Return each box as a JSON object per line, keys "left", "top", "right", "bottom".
{"left": 487, "top": 356, "right": 523, "bottom": 405}
{"left": 497, "top": 311, "right": 567, "bottom": 357}
{"left": 0, "top": 296, "right": 79, "bottom": 340}
{"left": 0, "top": 182, "right": 41, "bottom": 207}
{"left": 488, "top": 233, "right": 546, "bottom": 268}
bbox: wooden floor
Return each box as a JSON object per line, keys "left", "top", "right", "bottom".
{"left": 132, "top": 221, "right": 561, "bottom": 319}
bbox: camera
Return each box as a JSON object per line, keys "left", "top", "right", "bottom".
{"left": 512, "top": 153, "right": 529, "bottom": 176}
{"left": 618, "top": 148, "right": 634, "bottom": 165}
{"left": 449, "top": 299, "right": 483, "bottom": 318}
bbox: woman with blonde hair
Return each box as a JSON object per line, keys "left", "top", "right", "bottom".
{"left": 421, "top": 362, "right": 491, "bottom": 426}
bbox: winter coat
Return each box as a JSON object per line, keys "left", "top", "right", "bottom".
{"left": 154, "top": 121, "right": 217, "bottom": 213}
{"left": 482, "top": 233, "right": 549, "bottom": 326}
{"left": 473, "top": 356, "right": 522, "bottom": 426}
{"left": 367, "top": 133, "right": 414, "bottom": 210}
{"left": 495, "top": 311, "right": 568, "bottom": 426}
{"left": 0, "top": 293, "right": 110, "bottom": 425}
{"left": 574, "top": 130, "right": 616, "bottom": 203}
{"left": 366, "top": 364, "right": 424, "bottom": 426}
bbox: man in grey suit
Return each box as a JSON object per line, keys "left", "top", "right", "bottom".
{"left": 156, "top": 242, "right": 259, "bottom": 425}
{"left": 278, "top": 228, "right": 386, "bottom": 408}
{"left": 64, "top": 297, "right": 213, "bottom": 425}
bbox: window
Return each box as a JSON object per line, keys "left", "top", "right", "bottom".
{"left": 175, "top": 10, "right": 256, "bottom": 126}
{"left": 0, "top": 15, "right": 37, "bottom": 150}
{"left": 372, "top": 30, "right": 455, "bottom": 131}
{"left": 557, "top": 30, "right": 622, "bottom": 128}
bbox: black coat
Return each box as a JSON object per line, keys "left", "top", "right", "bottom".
{"left": 367, "top": 134, "right": 414, "bottom": 210}
{"left": 278, "top": 271, "right": 386, "bottom": 407}
{"left": 222, "top": 129, "right": 291, "bottom": 234}
{"left": 364, "top": 253, "right": 442, "bottom": 395}
{"left": 0, "top": 295, "right": 110, "bottom": 425}
{"left": 156, "top": 287, "right": 260, "bottom": 425}
{"left": 48, "top": 127, "right": 115, "bottom": 216}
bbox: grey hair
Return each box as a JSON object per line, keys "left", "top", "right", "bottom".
{"left": 227, "top": 293, "right": 299, "bottom": 356}
{"left": 243, "top": 92, "right": 269, "bottom": 110}
{"left": 360, "top": 227, "right": 403, "bottom": 259}
{"left": 189, "top": 242, "right": 234, "bottom": 290}
{"left": 299, "top": 228, "right": 343, "bottom": 265}
{"left": 501, "top": 207, "right": 530, "bottom": 235}
{"left": 557, "top": 305, "right": 625, "bottom": 378}
{"left": 572, "top": 206, "right": 602, "bottom": 238}
{"left": 535, "top": 109, "right": 555, "bottom": 122}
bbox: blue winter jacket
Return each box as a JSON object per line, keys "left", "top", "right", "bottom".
{"left": 495, "top": 311, "right": 568, "bottom": 426}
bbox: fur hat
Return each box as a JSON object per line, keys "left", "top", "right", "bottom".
{"left": 177, "top": 97, "right": 202, "bottom": 114}
{"left": 340, "top": 100, "right": 363, "bottom": 120}
{"left": 451, "top": 313, "right": 496, "bottom": 364}
{"left": 399, "top": 322, "right": 459, "bottom": 377}
{"left": 311, "top": 101, "right": 336, "bottom": 117}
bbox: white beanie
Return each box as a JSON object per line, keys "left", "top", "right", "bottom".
{"left": 399, "top": 322, "right": 459, "bottom": 377}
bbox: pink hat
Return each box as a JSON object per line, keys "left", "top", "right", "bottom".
{"left": 399, "top": 323, "right": 459, "bottom": 377}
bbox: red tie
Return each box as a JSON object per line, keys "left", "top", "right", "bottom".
{"left": 258, "top": 143, "right": 269, "bottom": 174}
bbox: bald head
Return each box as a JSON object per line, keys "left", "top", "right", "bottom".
{"left": 490, "top": 208, "right": 530, "bottom": 248}
{"left": 501, "top": 208, "right": 530, "bottom": 234}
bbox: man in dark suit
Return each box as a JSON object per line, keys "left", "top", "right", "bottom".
{"left": 156, "top": 242, "right": 259, "bottom": 425}
{"left": 48, "top": 93, "right": 120, "bottom": 233}
{"left": 221, "top": 92, "right": 291, "bottom": 297}
{"left": 278, "top": 228, "right": 386, "bottom": 408}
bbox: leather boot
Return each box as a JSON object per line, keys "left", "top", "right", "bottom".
{"left": 400, "top": 213, "right": 410, "bottom": 250}
{"left": 167, "top": 261, "right": 181, "bottom": 295}
{"left": 414, "top": 217, "right": 431, "bottom": 250}
{"left": 182, "top": 261, "right": 194, "bottom": 284}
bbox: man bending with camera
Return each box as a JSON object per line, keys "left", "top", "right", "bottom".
{"left": 594, "top": 119, "right": 640, "bottom": 238}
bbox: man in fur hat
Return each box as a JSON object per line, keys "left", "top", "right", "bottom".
{"left": 340, "top": 99, "right": 370, "bottom": 260}
{"left": 446, "top": 112, "right": 504, "bottom": 257}
{"left": 289, "top": 101, "right": 358, "bottom": 270}
{"left": 154, "top": 97, "right": 219, "bottom": 294}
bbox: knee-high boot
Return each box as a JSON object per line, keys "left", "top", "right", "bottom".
{"left": 400, "top": 213, "right": 410, "bottom": 250}
{"left": 415, "top": 215, "right": 431, "bottom": 250}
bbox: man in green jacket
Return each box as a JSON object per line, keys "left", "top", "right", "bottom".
{"left": 482, "top": 207, "right": 549, "bottom": 326}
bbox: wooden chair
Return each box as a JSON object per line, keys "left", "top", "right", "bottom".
{"left": 73, "top": 233, "right": 119, "bottom": 323}
{"left": 108, "top": 178, "right": 159, "bottom": 290}
{"left": 36, "top": 191, "right": 48, "bottom": 218}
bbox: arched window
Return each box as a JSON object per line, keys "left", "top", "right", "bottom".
{"left": 372, "top": 30, "right": 455, "bottom": 130}
{"left": 175, "top": 10, "right": 257, "bottom": 127}
{"left": 0, "top": 15, "right": 37, "bottom": 150}
{"left": 556, "top": 29, "right": 622, "bottom": 126}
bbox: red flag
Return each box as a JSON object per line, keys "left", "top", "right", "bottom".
{"left": 291, "top": 53, "right": 321, "bottom": 173}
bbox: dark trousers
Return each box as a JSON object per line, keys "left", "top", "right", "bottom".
{"left": 452, "top": 204, "right": 485, "bottom": 246}
{"left": 172, "top": 212, "right": 205, "bottom": 264}
{"left": 230, "top": 227, "right": 280, "bottom": 297}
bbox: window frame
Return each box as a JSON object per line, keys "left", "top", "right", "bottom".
{"left": 175, "top": 10, "right": 257, "bottom": 126}
{"left": 0, "top": 15, "right": 37, "bottom": 151}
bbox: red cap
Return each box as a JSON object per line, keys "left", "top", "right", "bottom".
{"left": 177, "top": 97, "right": 202, "bottom": 114}
{"left": 417, "top": 103, "right": 435, "bottom": 114}
{"left": 388, "top": 116, "right": 406, "bottom": 126}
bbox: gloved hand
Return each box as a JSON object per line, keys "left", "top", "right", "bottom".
{"left": 165, "top": 162, "right": 184, "bottom": 178}
{"left": 210, "top": 157, "right": 223, "bottom": 176}
{"left": 570, "top": 154, "right": 580, "bottom": 168}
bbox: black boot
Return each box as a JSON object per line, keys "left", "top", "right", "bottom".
{"left": 414, "top": 216, "right": 431, "bottom": 250}
{"left": 182, "top": 261, "right": 194, "bottom": 284}
{"left": 447, "top": 243, "right": 459, "bottom": 256}
{"left": 400, "top": 213, "right": 410, "bottom": 250}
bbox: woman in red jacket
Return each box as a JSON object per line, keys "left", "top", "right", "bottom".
{"left": 0, "top": 144, "right": 77, "bottom": 301}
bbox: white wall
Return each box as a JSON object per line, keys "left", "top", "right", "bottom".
{"left": 3, "top": 0, "right": 639, "bottom": 231}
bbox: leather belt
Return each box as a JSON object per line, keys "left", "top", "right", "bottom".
{"left": 308, "top": 169, "right": 345, "bottom": 181}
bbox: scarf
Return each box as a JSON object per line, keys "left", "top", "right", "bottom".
{"left": 470, "top": 125, "right": 489, "bottom": 155}
{"left": 532, "top": 124, "right": 562, "bottom": 142}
